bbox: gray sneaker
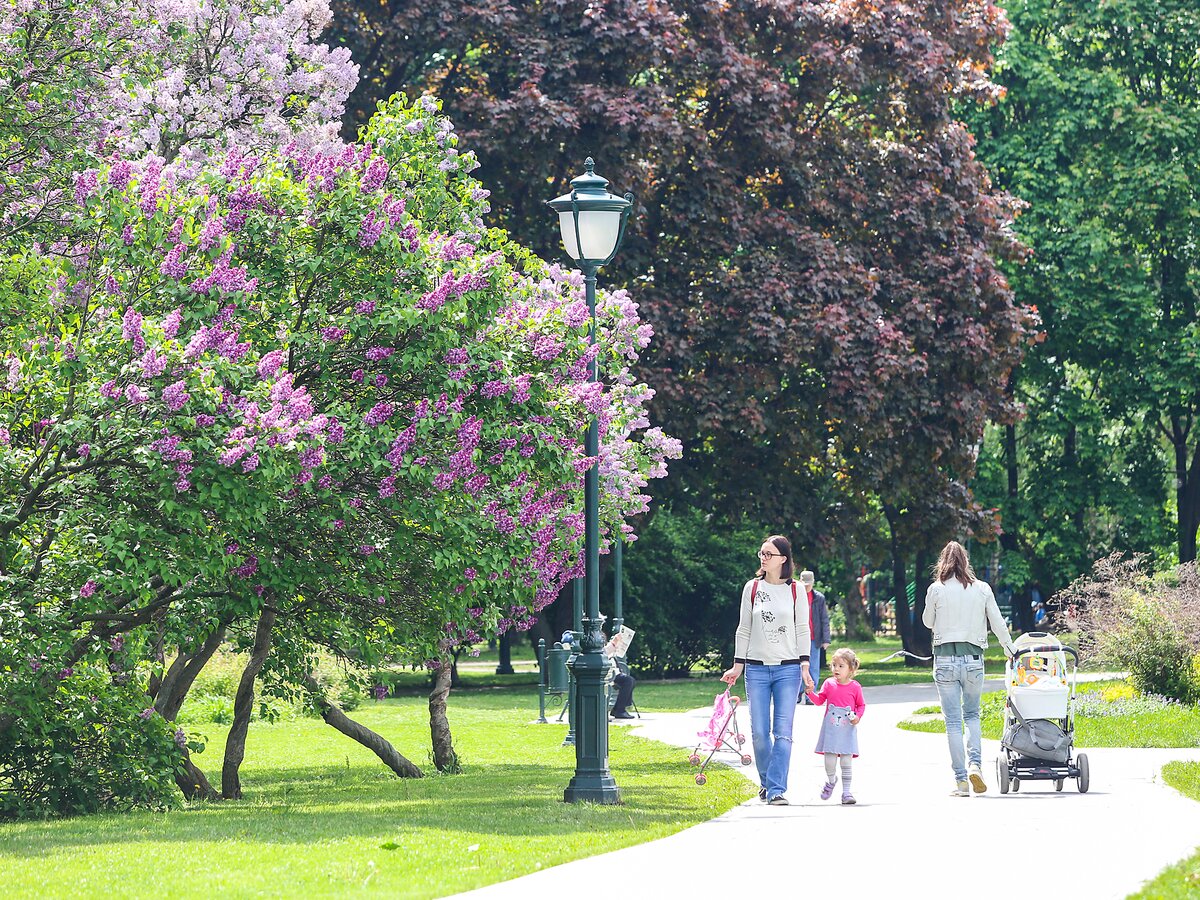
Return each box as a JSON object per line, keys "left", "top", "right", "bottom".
{"left": 968, "top": 764, "right": 988, "bottom": 794}
{"left": 951, "top": 780, "right": 970, "bottom": 797}
{"left": 768, "top": 795, "right": 789, "bottom": 806}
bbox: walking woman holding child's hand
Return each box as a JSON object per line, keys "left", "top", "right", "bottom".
{"left": 722, "top": 535, "right": 813, "bottom": 806}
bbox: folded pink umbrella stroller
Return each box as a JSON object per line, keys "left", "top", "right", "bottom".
{"left": 688, "top": 689, "right": 752, "bottom": 784}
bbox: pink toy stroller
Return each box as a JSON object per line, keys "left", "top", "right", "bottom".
{"left": 688, "top": 689, "right": 752, "bottom": 785}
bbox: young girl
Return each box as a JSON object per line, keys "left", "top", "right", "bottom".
{"left": 805, "top": 647, "right": 866, "bottom": 805}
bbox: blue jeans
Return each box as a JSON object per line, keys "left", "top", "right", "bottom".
{"left": 933, "top": 655, "right": 985, "bottom": 782}
{"left": 744, "top": 663, "right": 801, "bottom": 799}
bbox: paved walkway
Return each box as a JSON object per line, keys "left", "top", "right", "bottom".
{"left": 452, "top": 680, "right": 1200, "bottom": 900}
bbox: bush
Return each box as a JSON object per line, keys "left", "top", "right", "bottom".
{"left": 614, "top": 505, "right": 766, "bottom": 678}
{"left": 0, "top": 661, "right": 181, "bottom": 818}
{"left": 1058, "top": 555, "right": 1200, "bottom": 703}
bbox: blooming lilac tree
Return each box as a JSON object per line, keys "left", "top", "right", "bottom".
{"left": 0, "top": 0, "right": 357, "bottom": 241}
{"left": 0, "top": 95, "right": 678, "bottom": 809}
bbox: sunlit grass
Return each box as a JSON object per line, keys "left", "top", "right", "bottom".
{"left": 0, "top": 689, "right": 754, "bottom": 899}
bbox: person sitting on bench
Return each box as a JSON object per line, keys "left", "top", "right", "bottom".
{"left": 605, "top": 629, "right": 637, "bottom": 720}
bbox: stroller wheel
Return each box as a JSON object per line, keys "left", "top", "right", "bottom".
{"left": 996, "top": 758, "right": 1010, "bottom": 795}
{"left": 1077, "top": 753, "right": 1090, "bottom": 793}
{"left": 688, "top": 754, "right": 701, "bottom": 766}
{"left": 1011, "top": 778, "right": 1020, "bottom": 793}
{"left": 736, "top": 734, "right": 747, "bottom": 745}
{"left": 741, "top": 754, "right": 753, "bottom": 766}
{"left": 695, "top": 773, "right": 707, "bottom": 786}
{"left": 1055, "top": 778, "right": 1064, "bottom": 791}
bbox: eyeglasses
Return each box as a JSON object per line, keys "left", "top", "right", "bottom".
{"left": 758, "top": 551, "right": 784, "bottom": 560}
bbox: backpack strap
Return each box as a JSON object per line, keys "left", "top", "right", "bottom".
{"left": 750, "top": 579, "right": 759, "bottom": 606}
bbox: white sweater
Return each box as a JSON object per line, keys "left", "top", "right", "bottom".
{"left": 733, "top": 579, "right": 812, "bottom": 665}
{"left": 921, "top": 577, "right": 1016, "bottom": 656}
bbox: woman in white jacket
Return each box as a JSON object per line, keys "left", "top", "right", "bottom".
{"left": 922, "top": 541, "right": 1016, "bottom": 797}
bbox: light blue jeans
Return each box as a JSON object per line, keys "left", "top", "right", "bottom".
{"left": 933, "top": 655, "right": 986, "bottom": 782}
{"left": 744, "top": 663, "right": 801, "bottom": 799}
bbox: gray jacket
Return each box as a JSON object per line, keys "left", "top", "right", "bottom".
{"left": 809, "top": 589, "right": 830, "bottom": 646}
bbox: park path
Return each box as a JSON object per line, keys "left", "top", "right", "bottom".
{"left": 450, "top": 679, "right": 1200, "bottom": 900}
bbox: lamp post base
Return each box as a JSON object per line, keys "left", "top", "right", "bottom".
{"left": 564, "top": 774, "right": 621, "bottom": 805}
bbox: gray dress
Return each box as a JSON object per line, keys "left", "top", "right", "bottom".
{"left": 813, "top": 703, "right": 860, "bottom": 757}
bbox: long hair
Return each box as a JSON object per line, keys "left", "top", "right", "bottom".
{"left": 756, "top": 534, "right": 794, "bottom": 582}
{"left": 934, "top": 540, "right": 976, "bottom": 588}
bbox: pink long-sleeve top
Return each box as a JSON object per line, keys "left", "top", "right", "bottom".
{"left": 806, "top": 677, "right": 866, "bottom": 718}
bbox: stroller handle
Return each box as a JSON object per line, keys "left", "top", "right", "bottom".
{"left": 1015, "top": 644, "right": 1079, "bottom": 661}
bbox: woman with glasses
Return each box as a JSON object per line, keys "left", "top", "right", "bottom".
{"left": 722, "top": 535, "right": 814, "bottom": 805}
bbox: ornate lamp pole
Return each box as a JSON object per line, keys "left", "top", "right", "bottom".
{"left": 548, "top": 158, "right": 632, "bottom": 804}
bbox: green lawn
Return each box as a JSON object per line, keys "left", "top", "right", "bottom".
{"left": 898, "top": 680, "right": 1200, "bottom": 748}
{"left": 1130, "top": 762, "right": 1200, "bottom": 899}
{"left": 0, "top": 688, "right": 753, "bottom": 899}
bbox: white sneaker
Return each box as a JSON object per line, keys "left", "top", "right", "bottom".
{"left": 968, "top": 764, "right": 987, "bottom": 794}
{"left": 951, "top": 780, "right": 970, "bottom": 797}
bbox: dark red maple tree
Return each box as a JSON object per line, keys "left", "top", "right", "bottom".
{"left": 327, "top": 1, "right": 1036, "bottom": 649}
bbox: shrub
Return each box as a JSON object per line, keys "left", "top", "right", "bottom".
{"left": 615, "top": 505, "right": 766, "bottom": 678}
{"left": 1058, "top": 555, "right": 1200, "bottom": 703}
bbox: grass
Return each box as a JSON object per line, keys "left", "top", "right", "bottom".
{"left": 898, "top": 680, "right": 1200, "bottom": 748}
{"left": 0, "top": 687, "right": 754, "bottom": 899}
{"left": 1129, "top": 762, "right": 1200, "bottom": 898}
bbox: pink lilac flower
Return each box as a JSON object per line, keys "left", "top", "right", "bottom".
{"left": 364, "top": 402, "right": 393, "bottom": 426}
{"left": 234, "top": 555, "right": 258, "bottom": 578}
{"left": 257, "top": 349, "right": 286, "bottom": 379}
{"left": 124, "top": 384, "right": 148, "bottom": 404}
{"left": 162, "top": 308, "right": 182, "bottom": 339}
{"left": 358, "top": 211, "right": 384, "bottom": 248}
{"left": 101, "top": 380, "right": 121, "bottom": 399}
{"left": 138, "top": 708, "right": 155, "bottom": 721}
{"left": 122, "top": 306, "right": 144, "bottom": 352}
{"left": 358, "top": 544, "right": 376, "bottom": 556}
{"left": 365, "top": 346, "right": 393, "bottom": 361}
{"left": 362, "top": 156, "right": 390, "bottom": 191}
{"left": 321, "top": 325, "right": 347, "bottom": 342}
{"left": 162, "top": 381, "right": 190, "bottom": 411}
{"left": 140, "top": 347, "right": 167, "bottom": 377}
{"left": 355, "top": 300, "right": 377, "bottom": 315}
{"left": 242, "top": 453, "right": 260, "bottom": 473}
{"left": 77, "top": 444, "right": 91, "bottom": 458}
{"left": 160, "top": 244, "right": 188, "bottom": 279}
{"left": 122, "top": 223, "right": 135, "bottom": 245}
{"left": 199, "top": 215, "right": 225, "bottom": 251}
{"left": 73, "top": 169, "right": 99, "bottom": 205}
{"left": 79, "top": 579, "right": 97, "bottom": 597}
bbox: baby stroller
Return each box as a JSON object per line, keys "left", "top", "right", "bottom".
{"left": 997, "top": 632, "right": 1089, "bottom": 794}
{"left": 688, "top": 689, "right": 752, "bottom": 785}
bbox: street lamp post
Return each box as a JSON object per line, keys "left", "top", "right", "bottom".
{"left": 548, "top": 158, "right": 632, "bottom": 805}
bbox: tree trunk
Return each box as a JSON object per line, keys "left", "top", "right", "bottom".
{"left": 839, "top": 548, "right": 872, "bottom": 640}
{"left": 429, "top": 658, "right": 460, "bottom": 773}
{"left": 910, "top": 548, "right": 933, "bottom": 661}
{"left": 155, "top": 624, "right": 228, "bottom": 723}
{"left": 175, "top": 746, "right": 221, "bottom": 801}
{"left": 221, "top": 605, "right": 276, "bottom": 799}
{"left": 884, "top": 505, "right": 912, "bottom": 651}
{"left": 304, "top": 675, "right": 423, "bottom": 778}
{"left": 1171, "top": 419, "right": 1200, "bottom": 563}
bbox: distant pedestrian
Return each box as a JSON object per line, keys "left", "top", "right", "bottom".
{"left": 922, "top": 540, "right": 1016, "bottom": 796}
{"left": 722, "top": 535, "right": 814, "bottom": 806}
{"left": 797, "top": 570, "right": 830, "bottom": 704}
{"left": 806, "top": 647, "right": 865, "bottom": 805}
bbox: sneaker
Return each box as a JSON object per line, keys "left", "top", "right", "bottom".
{"left": 768, "top": 795, "right": 789, "bottom": 806}
{"left": 841, "top": 793, "right": 856, "bottom": 805}
{"left": 951, "top": 780, "right": 970, "bottom": 797}
{"left": 758, "top": 788, "right": 767, "bottom": 802}
{"left": 968, "top": 764, "right": 988, "bottom": 794}
{"left": 820, "top": 781, "right": 835, "bottom": 801}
